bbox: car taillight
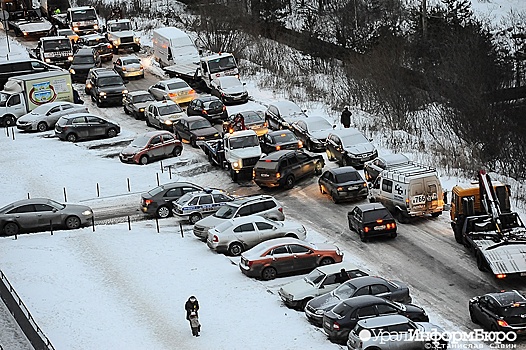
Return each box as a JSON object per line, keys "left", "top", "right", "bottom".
{"left": 140, "top": 65, "right": 144, "bottom": 69}
{"left": 168, "top": 92, "right": 177, "bottom": 98}
{"left": 497, "top": 319, "right": 509, "bottom": 327}
{"left": 276, "top": 145, "right": 281, "bottom": 151}
{"left": 386, "top": 223, "right": 396, "bottom": 229}
{"left": 278, "top": 207, "right": 283, "bottom": 213}
{"left": 203, "top": 110, "right": 208, "bottom": 115}
{"left": 213, "top": 235, "right": 218, "bottom": 242}
{"left": 276, "top": 172, "right": 281, "bottom": 179}
{"left": 333, "top": 322, "right": 340, "bottom": 330}
{"left": 107, "top": 44, "right": 112, "bottom": 49}
{"left": 298, "top": 141, "right": 303, "bottom": 148}
{"left": 364, "top": 227, "right": 369, "bottom": 233}
{"left": 145, "top": 199, "right": 153, "bottom": 206}
{"left": 496, "top": 274, "right": 507, "bottom": 279}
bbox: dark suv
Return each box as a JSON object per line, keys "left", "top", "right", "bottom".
{"left": 89, "top": 68, "right": 128, "bottom": 107}
{"left": 69, "top": 48, "right": 101, "bottom": 82}
{"left": 253, "top": 150, "right": 324, "bottom": 189}
{"left": 187, "top": 96, "right": 227, "bottom": 123}
{"left": 77, "top": 34, "right": 114, "bottom": 62}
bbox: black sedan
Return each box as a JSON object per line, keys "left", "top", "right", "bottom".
{"left": 323, "top": 295, "right": 428, "bottom": 344}
{"left": 174, "top": 116, "right": 221, "bottom": 147}
{"left": 348, "top": 203, "right": 397, "bottom": 242}
{"left": 123, "top": 90, "right": 155, "bottom": 120}
{"left": 187, "top": 96, "right": 227, "bottom": 123}
{"left": 469, "top": 290, "right": 526, "bottom": 335}
{"left": 291, "top": 116, "right": 335, "bottom": 152}
{"left": 318, "top": 167, "right": 368, "bottom": 203}
{"left": 305, "top": 276, "right": 411, "bottom": 327}
{"left": 140, "top": 182, "right": 204, "bottom": 218}
{"left": 260, "top": 130, "right": 302, "bottom": 154}
{"left": 55, "top": 113, "right": 120, "bottom": 142}
{"left": 0, "top": 198, "right": 93, "bottom": 236}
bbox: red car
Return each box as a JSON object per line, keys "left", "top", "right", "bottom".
{"left": 239, "top": 237, "right": 344, "bottom": 280}
{"left": 119, "top": 131, "right": 183, "bottom": 165}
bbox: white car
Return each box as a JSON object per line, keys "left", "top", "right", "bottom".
{"left": 278, "top": 261, "right": 368, "bottom": 310}
{"left": 145, "top": 100, "right": 187, "bottom": 131}
{"left": 206, "top": 215, "right": 307, "bottom": 256}
{"left": 113, "top": 55, "right": 144, "bottom": 78}
{"left": 210, "top": 76, "right": 249, "bottom": 104}
{"left": 16, "top": 102, "right": 88, "bottom": 132}
{"left": 148, "top": 78, "right": 196, "bottom": 105}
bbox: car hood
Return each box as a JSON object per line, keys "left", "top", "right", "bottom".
{"left": 63, "top": 203, "right": 92, "bottom": 212}
{"left": 308, "top": 291, "right": 340, "bottom": 311}
{"left": 18, "top": 112, "right": 43, "bottom": 123}
{"left": 111, "top": 30, "right": 135, "bottom": 38}
{"left": 281, "top": 278, "right": 315, "bottom": 298}
{"left": 222, "top": 86, "right": 246, "bottom": 95}
{"left": 228, "top": 146, "right": 262, "bottom": 160}
{"left": 121, "top": 144, "right": 144, "bottom": 155}
{"left": 100, "top": 85, "right": 126, "bottom": 94}
{"left": 17, "top": 21, "right": 53, "bottom": 32}
{"left": 344, "top": 143, "right": 375, "bottom": 155}
{"left": 134, "top": 102, "right": 151, "bottom": 110}
{"left": 310, "top": 130, "right": 331, "bottom": 141}
{"left": 192, "top": 127, "right": 219, "bottom": 137}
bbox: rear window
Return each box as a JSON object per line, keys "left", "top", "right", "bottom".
{"left": 271, "top": 132, "right": 296, "bottom": 143}
{"left": 167, "top": 82, "right": 189, "bottom": 90}
{"left": 256, "top": 160, "right": 279, "bottom": 171}
{"left": 204, "top": 100, "right": 223, "bottom": 110}
{"left": 147, "top": 185, "right": 164, "bottom": 196}
{"left": 363, "top": 209, "right": 393, "bottom": 222}
{"left": 332, "top": 302, "right": 353, "bottom": 317}
{"left": 335, "top": 171, "right": 361, "bottom": 183}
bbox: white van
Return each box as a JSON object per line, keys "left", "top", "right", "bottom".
{"left": 368, "top": 163, "right": 444, "bottom": 223}
{"left": 152, "top": 27, "right": 200, "bottom": 69}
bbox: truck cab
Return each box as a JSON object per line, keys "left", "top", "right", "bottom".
{"left": 198, "top": 53, "right": 238, "bottom": 89}
{"left": 105, "top": 19, "right": 140, "bottom": 54}
{"left": 32, "top": 36, "right": 73, "bottom": 68}
{"left": 67, "top": 6, "right": 99, "bottom": 35}
{"left": 0, "top": 86, "right": 27, "bottom": 126}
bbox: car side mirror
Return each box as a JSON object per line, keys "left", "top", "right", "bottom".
{"left": 307, "top": 250, "right": 313, "bottom": 254}
{"left": 369, "top": 138, "right": 373, "bottom": 142}
{"left": 52, "top": 208, "right": 58, "bottom": 212}
{"left": 368, "top": 183, "right": 372, "bottom": 188}
{"left": 319, "top": 285, "right": 324, "bottom": 289}
{"left": 332, "top": 124, "right": 336, "bottom": 129}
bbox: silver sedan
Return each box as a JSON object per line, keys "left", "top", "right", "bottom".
{"left": 16, "top": 102, "right": 88, "bottom": 132}
{"left": 0, "top": 198, "right": 94, "bottom": 236}
{"left": 113, "top": 55, "right": 144, "bottom": 79}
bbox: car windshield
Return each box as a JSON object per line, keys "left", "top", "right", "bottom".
{"left": 308, "top": 118, "right": 332, "bottom": 131}
{"left": 73, "top": 55, "right": 94, "bottom": 64}
{"left": 242, "top": 112, "right": 264, "bottom": 124}
{"left": 42, "top": 39, "right": 71, "bottom": 51}
{"left": 167, "top": 82, "right": 189, "bottom": 90}
{"left": 214, "top": 204, "right": 237, "bottom": 219}
{"left": 363, "top": 209, "right": 393, "bottom": 222}
{"left": 158, "top": 104, "right": 182, "bottom": 115}
{"left": 189, "top": 119, "right": 212, "bottom": 130}
{"left": 133, "top": 94, "right": 154, "bottom": 103}
{"left": 333, "top": 282, "right": 357, "bottom": 299}
{"left": 99, "top": 76, "right": 123, "bottom": 86}
{"left": 207, "top": 56, "right": 236, "bottom": 73}
{"left": 123, "top": 58, "right": 140, "bottom": 65}
{"left": 130, "top": 135, "right": 150, "bottom": 147}
{"left": 255, "top": 160, "right": 279, "bottom": 170}
{"left": 305, "top": 269, "right": 325, "bottom": 285}
{"left": 341, "top": 133, "right": 369, "bottom": 146}
{"left": 230, "top": 135, "right": 259, "bottom": 149}
{"left": 176, "top": 193, "right": 193, "bottom": 205}
{"left": 70, "top": 9, "right": 96, "bottom": 21}
{"left": 272, "top": 132, "right": 296, "bottom": 143}
{"left": 219, "top": 77, "right": 240, "bottom": 88}
{"left": 335, "top": 172, "right": 361, "bottom": 183}
{"left": 109, "top": 22, "right": 131, "bottom": 31}
{"left": 86, "top": 37, "right": 107, "bottom": 46}
{"left": 147, "top": 185, "right": 164, "bottom": 196}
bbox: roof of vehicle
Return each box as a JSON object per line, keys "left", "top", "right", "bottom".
{"left": 215, "top": 215, "right": 270, "bottom": 228}
{"left": 269, "top": 100, "right": 302, "bottom": 110}
{"left": 138, "top": 130, "right": 175, "bottom": 138}
{"left": 194, "top": 95, "right": 221, "bottom": 102}
{"left": 353, "top": 203, "right": 390, "bottom": 213}
{"left": 59, "top": 112, "right": 98, "bottom": 120}
{"left": 227, "top": 194, "right": 277, "bottom": 207}
{"left": 149, "top": 100, "right": 179, "bottom": 107}
{"left": 377, "top": 154, "right": 411, "bottom": 165}
{"left": 92, "top": 69, "right": 120, "bottom": 77}
{"left": 357, "top": 314, "right": 411, "bottom": 329}
{"left": 201, "top": 52, "right": 234, "bottom": 61}
{"left": 154, "top": 27, "right": 189, "bottom": 38}
{"left": 70, "top": 6, "right": 95, "bottom": 11}
{"left": 247, "top": 237, "right": 305, "bottom": 251}
{"left": 339, "top": 295, "right": 390, "bottom": 307}
{"left": 127, "top": 90, "right": 151, "bottom": 97}
{"left": 40, "top": 36, "right": 70, "bottom": 41}
{"left": 35, "top": 101, "right": 75, "bottom": 108}
{"left": 328, "top": 128, "right": 363, "bottom": 137}
{"left": 182, "top": 189, "right": 227, "bottom": 199}
{"left": 225, "top": 129, "right": 257, "bottom": 138}
{"left": 316, "top": 261, "right": 361, "bottom": 275}
{"left": 213, "top": 76, "right": 240, "bottom": 83}
{"left": 161, "top": 78, "right": 187, "bottom": 84}
{"left": 80, "top": 34, "right": 106, "bottom": 40}
{"left": 343, "top": 276, "right": 389, "bottom": 288}
{"left": 156, "top": 182, "right": 202, "bottom": 190}
{"left": 259, "top": 149, "right": 301, "bottom": 161}
{"left": 487, "top": 290, "right": 526, "bottom": 306}
{"left": 267, "top": 129, "right": 295, "bottom": 137}
{"left": 119, "top": 55, "right": 140, "bottom": 61}
{"left": 74, "top": 48, "right": 95, "bottom": 56}
{"left": 3, "top": 198, "right": 59, "bottom": 207}
{"left": 180, "top": 115, "right": 209, "bottom": 122}
{"left": 327, "top": 166, "right": 358, "bottom": 175}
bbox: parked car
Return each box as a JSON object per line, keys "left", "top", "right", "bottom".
{"left": 239, "top": 237, "right": 343, "bottom": 280}
{"left": 122, "top": 90, "right": 155, "bottom": 120}
{"left": 223, "top": 110, "right": 268, "bottom": 137}
{"left": 325, "top": 129, "right": 378, "bottom": 167}
{"left": 253, "top": 149, "right": 324, "bottom": 189}
{"left": 210, "top": 76, "right": 249, "bottom": 104}
{"left": 187, "top": 96, "right": 228, "bottom": 123}
{"left": 172, "top": 189, "right": 235, "bottom": 224}
{"left": 55, "top": 113, "right": 120, "bottom": 142}
{"left": 148, "top": 78, "right": 196, "bottom": 105}
{"left": 0, "top": 198, "right": 93, "bottom": 236}
{"left": 347, "top": 315, "right": 447, "bottom": 350}
{"left": 348, "top": 203, "right": 397, "bottom": 242}
{"left": 69, "top": 47, "right": 101, "bottom": 82}
{"left": 113, "top": 55, "right": 144, "bottom": 79}
{"left": 140, "top": 182, "right": 204, "bottom": 218}
{"left": 145, "top": 100, "right": 186, "bottom": 131}
{"left": 57, "top": 28, "right": 79, "bottom": 43}
{"left": 318, "top": 167, "right": 368, "bottom": 203}
{"left": 469, "top": 290, "right": 526, "bottom": 334}
{"left": 77, "top": 34, "right": 113, "bottom": 62}
{"left": 363, "top": 154, "right": 411, "bottom": 182}
{"left": 207, "top": 215, "right": 307, "bottom": 256}
{"left": 88, "top": 68, "right": 128, "bottom": 107}
{"left": 193, "top": 195, "right": 285, "bottom": 241}
{"left": 84, "top": 67, "right": 107, "bottom": 95}
{"left": 16, "top": 101, "right": 88, "bottom": 132}
{"left": 265, "top": 100, "right": 307, "bottom": 130}
{"left": 305, "top": 276, "right": 412, "bottom": 327}
{"left": 119, "top": 131, "right": 183, "bottom": 165}
{"left": 173, "top": 115, "right": 221, "bottom": 147}
{"left": 278, "top": 261, "right": 369, "bottom": 310}
{"left": 260, "top": 130, "right": 302, "bottom": 154}
{"left": 291, "top": 116, "right": 335, "bottom": 152}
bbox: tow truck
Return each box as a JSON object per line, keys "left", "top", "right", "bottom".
{"left": 455, "top": 170, "right": 526, "bottom": 279}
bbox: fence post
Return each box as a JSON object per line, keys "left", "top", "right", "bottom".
{"left": 128, "top": 216, "right": 131, "bottom": 230}
{"left": 155, "top": 218, "right": 159, "bottom": 233}
{"left": 127, "top": 178, "right": 131, "bottom": 192}
{"left": 11, "top": 127, "right": 14, "bottom": 140}
{"left": 180, "top": 222, "right": 184, "bottom": 237}
{"left": 96, "top": 183, "right": 100, "bottom": 197}
{"left": 6, "top": 126, "right": 9, "bottom": 137}
{"left": 156, "top": 173, "right": 160, "bottom": 186}
{"left": 27, "top": 193, "right": 30, "bottom": 199}
{"left": 63, "top": 187, "right": 67, "bottom": 202}
{"left": 169, "top": 165, "right": 172, "bottom": 179}
{"left": 50, "top": 220, "right": 53, "bottom": 236}
{"left": 160, "top": 160, "right": 164, "bottom": 173}
{"left": 92, "top": 217, "right": 95, "bottom": 232}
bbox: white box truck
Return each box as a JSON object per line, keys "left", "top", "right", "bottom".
{"left": 0, "top": 70, "right": 73, "bottom": 127}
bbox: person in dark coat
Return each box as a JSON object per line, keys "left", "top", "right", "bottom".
{"left": 341, "top": 106, "right": 351, "bottom": 128}
{"left": 72, "top": 88, "right": 84, "bottom": 105}
{"left": 185, "top": 296, "right": 200, "bottom": 336}
{"left": 335, "top": 268, "right": 350, "bottom": 283}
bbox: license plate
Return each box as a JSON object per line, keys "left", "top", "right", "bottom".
{"left": 374, "top": 225, "right": 386, "bottom": 230}
{"left": 324, "top": 321, "right": 331, "bottom": 328}
{"left": 261, "top": 174, "right": 269, "bottom": 177}
{"left": 521, "top": 272, "right": 526, "bottom": 277}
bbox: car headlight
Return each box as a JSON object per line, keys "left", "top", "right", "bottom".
{"left": 73, "top": 27, "right": 79, "bottom": 32}
{"left": 315, "top": 309, "right": 324, "bottom": 315}
{"left": 86, "top": 83, "right": 92, "bottom": 89}
{"left": 164, "top": 120, "right": 173, "bottom": 125}
{"left": 99, "top": 91, "right": 106, "bottom": 96}
{"left": 82, "top": 210, "right": 92, "bottom": 216}
{"left": 232, "top": 160, "right": 242, "bottom": 170}
{"left": 122, "top": 90, "right": 128, "bottom": 95}
{"left": 94, "top": 24, "right": 99, "bottom": 30}
{"left": 67, "top": 56, "right": 73, "bottom": 61}
{"left": 69, "top": 68, "right": 76, "bottom": 74}
{"left": 139, "top": 108, "right": 145, "bottom": 112}
{"left": 45, "top": 58, "right": 51, "bottom": 63}
{"left": 134, "top": 37, "right": 140, "bottom": 43}
{"left": 213, "top": 133, "right": 219, "bottom": 137}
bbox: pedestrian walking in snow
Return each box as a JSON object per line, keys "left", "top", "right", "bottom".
{"left": 341, "top": 106, "right": 352, "bottom": 128}
{"left": 185, "top": 296, "right": 200, "bottom": 336}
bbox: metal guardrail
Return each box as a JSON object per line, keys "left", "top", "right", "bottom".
{"left": 0, "top": 269, "right": 55, "bottom": 350}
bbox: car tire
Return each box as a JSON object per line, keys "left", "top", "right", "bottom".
{"left": 190, "top": 137, "right": 197, "bottom": 148}
{"left": 331, "top": 191, "right": 340, "bottom": 204}
{"left": 284, "top": 175, "right": 295, "bottom": 189}
{"left": 124, "top": 106, "right": 130, "bottom": 115}
{"left": 3, "top": 222, "right": 19, "bottom": 236}
{"left": 189, "top": 213, "right": 202, "bottom": 225}
{"left": 390, "top": 232, "right": 397, "bottom": 238}
{"left": 469, "top": 307, "right": 479, "bottom": 324}
{"left": 156, "top": 206, "right": 171, "bottom": 219}
{"left": 139, "top": 155, "right": 149, "bottom": 165}
{"left": 261, "top": 267, "right": 277, "bottom": 280}
{"left": 107, "top": 128, "right": 117, "bottom": 138}
{"left": 319, "top": 257, "right": 334, "bottom": 266}
{"left": 431, "top": 211, "right": 441, "bottom": 218}
{"left": 172, "top": 147, "right": 182, "bottom": 157}
{"left": 314, "top": 161, "right": 323, "bottom": 175}
{"left": 359, "top": 231, "right": 368, "bottom": 243}
{"left": 228, "top": 242, "right": 244, "bottom": 256}
{"left": 65, "top": 216, "right": 81, "bottom": 229}
{"left": 37, "top": 122, "right": 48, "bottom": 132}
{"left": 66, "top": 133, "right": 77, "bottom": 142}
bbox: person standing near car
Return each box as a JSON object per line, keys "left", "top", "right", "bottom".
{"left": 185, "top": 296, "right": 200, "bottom": 336}
{"left": 341, "top": 106, "right": 351, "bottom": 128}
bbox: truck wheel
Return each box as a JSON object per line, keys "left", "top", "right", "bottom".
{"left": 476, "top": 252, "right": 488, "bottom": 272}
{"left": 133, "top": 45, "right": 140, "bottom": 52}
{"left": 230, "top": 168, "right": 238, "bottom": 182}
{"left": 453, "top": 225, "right": 463, "bottom": 244}
{"left": 4, "top": 115, "right": 15, "bottom": 127}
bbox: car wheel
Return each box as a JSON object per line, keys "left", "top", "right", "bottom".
{"left": 37, "top": 121, "right": 48, "bottom": 132}
{"left": 189, "top": 213, "right": 202, "bottom": 225}
{"left": 66, "top": 133, "right": 78, "bottom": 142}
{"left": 228, "top": 242, "right": 244, "bottom": 256}
{"left": 319, "top": 185, "right": 325, "bottom": 194}
{"left": 172, "top": 147, "right": 182, "bottom": 157}
{"left": 331, "top": 191, "right": 340, "bottom": 204}
{"left": 359, "top": 231, "right": 368, "bottom": 243}
{"left": 476, "top": 252, "right": 488, "bottom": 272}
{"left": 261, "top": 267, "right": 277, "bottom": 280}
{"left": 390, "top": 232, "right": 397, "bottom": 238}
{"left": 156, "top": 206, "right": 171, "bottom": 219}
{"left": 65, "top": 216, "right": 81, "bottom": 229}
{"left": 469, "top": 307, "right": 479, "bottom": 324}
{"left": 431, "top": 211, "right": 442, "bottom": 218}
{"left": 3, "top": 222, "right": 19, "bottom": 236}
{"left": 4, "top": 115, "right": 15, "bottom": 127}
{"left": 314, "top": 161, "right": 323, "bottom": 175}
{"left": 319, "top": 257, "right": 334, "bottom": 266}
{"left": 139, "top": 155, "right": 149, "bottom": 165}
{"left": 284, "top": 175, "right": 295, "bottom": 189}
{"left": 107, "top": 128, "right": 117, "bottom": 138}
{"left": 396, "top": 211, "right": 409, "bottom": 224}
{"left": 190, "top": 137, "right": 197, "bottom": 148}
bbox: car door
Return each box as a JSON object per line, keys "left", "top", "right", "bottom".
{"left": 6, "top": 204, "right": 38, "bottom": 229}
{"left": 296, "top": 152, "right": 315, "bottom": 177}
{"left": 288, "top": 244, "right": 317, "bottom": 271}
{"left": 268, "top": 245, "right": 295, "bottom": 274}
{"left": 162, "top": 187, "right": 183, "bottom": 206}
{"left": 319, "top": 171, "right": 331, "bottom": 194}
{"left": 477, "top": 296, "right": 499, "bottom": 330}
{"left": 86, "top": 116, "right": 107, "bottom": 137}
{"left": 71, "top": 116, "right": 89, "bottom": 139}
{"left": 293, "top": 120, "right": 307, "bottom": 144}
{"left": 161, "top": 133, "right": 176, "bottom": 156}
{"left": 198, "top": 195, "right": 214, "bottom": 215}
{"left": 349, "top": 207, "right": 361, "bottom": 231}
{"left": 255, "top": 220, "right": 279, "bottom": 242}
{"left": 355, "top": 305, "right": 378, "bottom": 324}
{"left": 232, "top": 223, "right": 258, "bottom": 247}
{"left": 151, "top": 105, "right": 161, "bottom": 128}
{"left": 333, "top": 135, "right": 344, "bottom": 162}
{"left": 147, "top": 135, "right": 165, "bottom": 159}
{"left": 149, "top": 83, "right": 163, "bottom": 100}
{"left": 34, "top": 203, "right": 61, "bottom": 228}
{"left": 326, "top": 134, "right": 337, "bottom": 159}
{"left": 44, "top": 105, "right": 63, "bottom": 126}
{"left": 174, "top": 120, "right": 187, "bottom": 140}
{"left": 286, "top": 154, "right": 303, "bottom": 179}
